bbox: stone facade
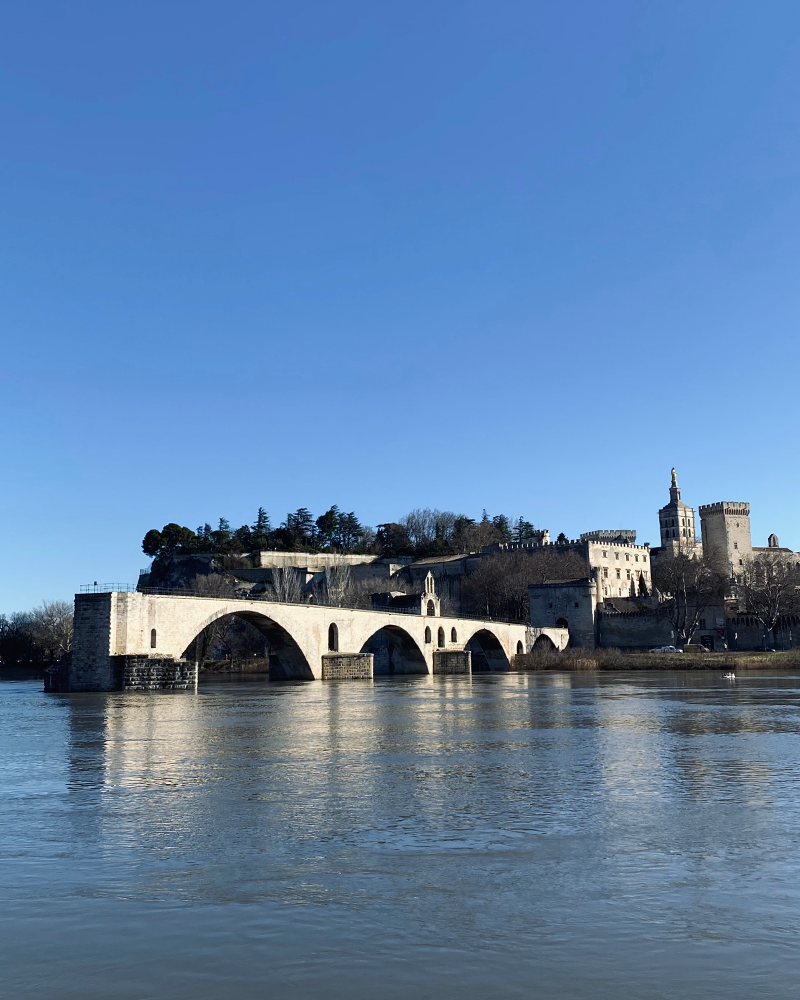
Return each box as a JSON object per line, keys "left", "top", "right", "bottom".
{"left": 699, "top": 502, "right": 752, "bottom": 579}
{"left": 585, "top": 539, "right": 651, "bottom": 599}
{"left": 528, "top": 579, "right": 598, "bottom": 648}
{"left": 597, "top": 609, "right": 672, "bottom": 650}
{"left": 321, "top": 653, "right": 373, "bottom": 680}
{"left": 116, "top": 656, "right": 197, "bottom": 691}
{"left": 432, "top": 650, "right": 472, "bottom": 674}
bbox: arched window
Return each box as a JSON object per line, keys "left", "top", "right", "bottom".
{"left": 555, "top": 617, "right": 568, "bottom": 628}
{"left": 437, "top": 627, "right": 445, "bottom": 648}
{"left": 426, "top": 600, "right": 435, "bottom": 616}
{"left": 516, "top": 640, "right": 523, "bottom": 655}
{"left": 328, "top": 623, "right": 338, "bottom": 652}
{"left": 424, "top": 626, "right": 432, "bottom": 644}
{"left": 150, "top": 628, "right": 157, "bottom": 649}
{"left": 451, "top": 628, "right": 457, "bottom": 643}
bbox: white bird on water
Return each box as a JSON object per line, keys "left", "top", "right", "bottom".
{"left": 723, "top": 672, "right": 736, "bottom": 680}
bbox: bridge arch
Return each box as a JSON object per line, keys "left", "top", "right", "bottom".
{"left": 360, "top": 625, "right": 428, "bottom": 676}
{"left": 465, "top": 628, "right": 511, "bottom": 672}
{"left": 179, "top": 608, "right": 315, "bottom": 680}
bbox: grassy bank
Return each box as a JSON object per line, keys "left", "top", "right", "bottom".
{"left": 513, "top": 649, "right": 800, "bottom": 672}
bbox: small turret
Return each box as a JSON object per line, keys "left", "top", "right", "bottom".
{"left": 669, "top": 467, "right": 681, "bottom": 504}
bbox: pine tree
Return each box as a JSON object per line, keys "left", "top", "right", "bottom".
{"left": 252, "top": 507, "right": 271, "bottom": 546}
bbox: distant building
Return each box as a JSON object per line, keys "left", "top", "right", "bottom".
{"left": 655, "top": 469, "right": 702, "bottom": 558}
{"left": 698, "top": 501, "right": 752, "bottom": 580}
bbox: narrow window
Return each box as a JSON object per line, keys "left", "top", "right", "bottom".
{"left": 451, "top": 628, "right": 457, "bottom": 642}
{"left": 426, "top": 600, "right": 435, "bottom": 616}
{"left": 425, "top": 626, "right": 432, "bottom": 644}
{"left": 603, "top": 567, "right": 608, "bottom": 578}
{"left": 616, "top": 569, "right": 621, "bottom": 579}
{"left": 626, "top": 570, "right": 631, "bottom": 579}
{"left": 625, "top": 554, "right": 629, "bottom": 562}
{"left": 437, "top": 627, "right": 445, "bottom": 648}
{"left": 516, "top": 641, "right": 523, "bottom": 655}
{"left": 734, "top": 542, "right": 738, "bottom": 550}
{"left": 328, "top": 623, "right": 338, "bottom": 652}
{"left": 150, "top": 628, "right": 157, "bottom": 649}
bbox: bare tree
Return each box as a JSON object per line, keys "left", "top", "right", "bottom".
{"left": 462, "top": 549, "right": 589, "bottom": 621}
{"left": 323, "top": 560, "right": 352, "bottom": 607}
{"left": 652, "top": 554, "right": 727, "bottom": 646}
{"left": 29, "top": 601, "right": 74, "bottom": 662}
{"left": 269, "top": 567, "right": 304, "bottom": 603}
{"left": 740, "top": 553, "right": 800, "bottom": 650}
{"left": 190, "top": 573, "right": 237, "bottom": 598}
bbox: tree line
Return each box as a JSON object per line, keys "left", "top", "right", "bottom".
{"left": 142, "top": 507, "right": 544, "bottom": 561}
{"left": 0, "top": 601, "right": 74, "bottom": 666}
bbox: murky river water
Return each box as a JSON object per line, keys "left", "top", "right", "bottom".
{"left": 3, "top": 671, "right": 800, "bottom": 999}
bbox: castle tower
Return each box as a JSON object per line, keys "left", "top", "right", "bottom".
{"left": 698, "top": 501, "right": 752, "bottom": 579}
{"left": 658, "top": 468, "right": 699, "bottom": 556}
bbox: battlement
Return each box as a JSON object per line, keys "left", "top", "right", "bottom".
{"left": 698, "top": 502, "right": 750, "bottom": 517}
{"left": 580, "top": 530, "right": 637, "bottom": 544}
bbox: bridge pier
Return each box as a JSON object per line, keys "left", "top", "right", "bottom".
{"left": 432, "top": 650, "right": 471, "bottom": 674}
{"left": 321, "top": 653, "right": 373, "bottom": 680}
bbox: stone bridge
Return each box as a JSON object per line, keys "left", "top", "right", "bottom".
{"left": 66, "top": 591, "right": 568, "bottom": 691}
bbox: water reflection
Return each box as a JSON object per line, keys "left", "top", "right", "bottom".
{"left": 3, "top": 672, "right": 800, "bottom": 998}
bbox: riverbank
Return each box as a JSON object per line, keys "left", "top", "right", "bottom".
{"left": 514, "top": 649, "right": 800, "bottom": 671}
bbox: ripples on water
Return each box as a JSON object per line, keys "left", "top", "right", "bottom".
{"left": 2, "top": 672, "right": 800, "bottom": 999}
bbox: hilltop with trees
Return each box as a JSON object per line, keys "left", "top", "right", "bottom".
{"left": 142, "top": 506, "right": 542, "bottom": 563}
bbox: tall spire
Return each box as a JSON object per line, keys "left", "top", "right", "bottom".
{"left": 669, "top": 467, "right": 681, "bottom": 503}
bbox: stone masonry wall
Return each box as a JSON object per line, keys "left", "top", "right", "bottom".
{"left": 116, "top": 656, "right": 198, "bottom": 691}
{"left": 321, "top": 653, "right": 373, "bottom": 680}
{"left": 597, "top": 612, "right": 672, "bottom": 650}
{"left": 432, "top": 650, "right": 471, "bottom": 674}
{"left": 70, "top": 593, "right": 114, "bottom": 690}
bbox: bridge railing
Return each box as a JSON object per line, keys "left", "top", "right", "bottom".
{"left": 78, "top": 583, "right": 529, "bottom": 626}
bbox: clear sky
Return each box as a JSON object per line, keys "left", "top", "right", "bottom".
{"left": 2, "top": 1, "right": 799, "bottom": 611}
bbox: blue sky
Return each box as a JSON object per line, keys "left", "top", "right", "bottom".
{"left": 2, "top": 1, "right": 799, "bottom": 610}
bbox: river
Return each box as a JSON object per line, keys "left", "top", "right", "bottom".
{"left": 2, "top": 671, "right": 800, "bottom": 998}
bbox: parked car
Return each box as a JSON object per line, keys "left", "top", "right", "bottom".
{"left": 650, "top": 645, "right": 683, "bottom": 653}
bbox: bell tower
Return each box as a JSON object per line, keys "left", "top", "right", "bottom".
{"left": 658, "top": 468, "right": 698, "bottom": 555}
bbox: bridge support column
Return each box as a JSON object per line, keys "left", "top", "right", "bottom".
{"left": 321, "top": 653, "right": 373, "bottom": 680}
{"left": 432, "top": 650, "right": 471, "bottom": 674}
{"left": 114, "top": 656, "right": 197, "bottom": 691}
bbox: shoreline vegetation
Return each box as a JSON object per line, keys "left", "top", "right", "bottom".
{"left": 514, "top": 648, "right": 800, "bottom": 671}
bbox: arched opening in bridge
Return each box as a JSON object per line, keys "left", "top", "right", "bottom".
{"left": 555, "top": 617, "right": 568, "bottom": 628}
{"left": 451, "top": 628, "right": 457, "bottom": 643}
{"left": 516, "top": 640, "right": 523, "bottom": 655}
{"left": 533, "top": 634, "right": 557, "bottom": 653}
{"left": 424, "top": 626, "right": 432, "bottom": 643}
{"left": 465, "top": 629, "right": 510, "bottom": 672}
{"left": 150, "top": 629, "right": 157, "bottom": 649}
{"left": 181, "top": 611, "right": 313, "bottom": 681}
{"left": 426, "top": 600, "right": 435, "bottom": 616}
{"left": 328, "top": 622, "right": 338, "bottom": 652}
{"left": 437, "top": 627, "right": 445, "bottom": 648}
{"left": 360, "top": 625, "right": 428, "bottom": 675}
